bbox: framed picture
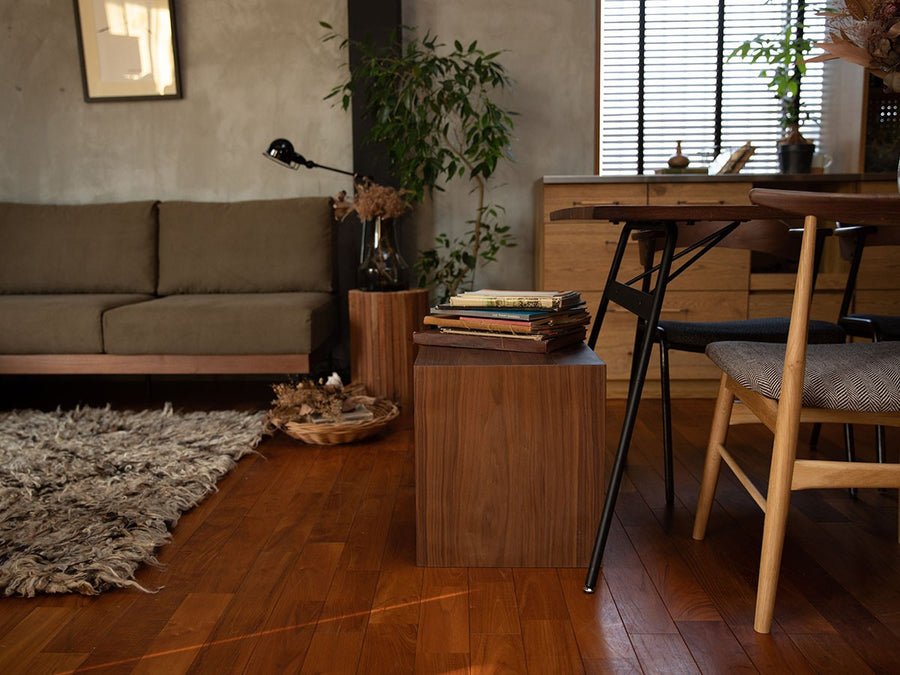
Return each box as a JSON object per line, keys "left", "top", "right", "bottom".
{"left": 73, "top": 0, "right": 182, "bottom": 102}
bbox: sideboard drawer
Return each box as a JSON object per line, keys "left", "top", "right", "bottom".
{"left": 543, "top": 183, "right": 646, "bottom": 219}
{"left": 648, "top": 181, "right": 753, "bottom": 205}
{"left": 541, "top": 222, "right": 643, "bottom": 291}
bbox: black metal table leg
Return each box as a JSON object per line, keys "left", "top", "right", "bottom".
{"left": 584, "top": 222, "right": 678, "bottom": 593}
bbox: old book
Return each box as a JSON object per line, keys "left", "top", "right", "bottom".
{"left": 423, "top": 314, "right": 589, "bottom": 335}
{"left": 412, "top": 328, "right": 586, "bottom": 353}
{"left": 430, "top": 304, "right": 588, "bottom": 322}
{"left": 448, "top": 289, "right": 582, "bottom": 310}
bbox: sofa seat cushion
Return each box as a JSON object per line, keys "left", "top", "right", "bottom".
{"left": 0, "top": 202, "right": 158, "bottom": 294}
{"left": 102, "top": 293, "right": 336, "bottom": 355}
{"left": 157, "top": 198, "right": 334, "bottom": 294}
{"left": 0, "top": 294, "right": 153, "bottom": 354}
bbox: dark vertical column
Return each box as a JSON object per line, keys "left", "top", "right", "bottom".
{"left": 714, "top": 0, "right": 726, "bottom": 157}
{"left": 330, "top": 0, "right": 403, "bottom": 381}
{"left": 347, "top": 0, "right": 402, "bottom": 183}
{"left": 637, "top": 0, "right": 646, "bottom": 175}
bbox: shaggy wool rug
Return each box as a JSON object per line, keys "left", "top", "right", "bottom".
{"left": 0, "top": 404, "right": 265, "bottom": 597}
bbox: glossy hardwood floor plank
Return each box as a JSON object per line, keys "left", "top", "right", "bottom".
{"left": 0, "top": 607, "right": 72, "bottom": 673}
{"left": 415, "top": 567, "right": 469, "bottom": 657}
{"left": 468, "top": 567, "right": 521, "bottom": 635}
{"left": 630, "top": 632, "right": 700, "bottom": 674}
{"left": 520, "top": 618, "right": 584, "bottom": 675}
{"left": 130, "top": 592, "right": 233, "bottom": 675}
{"left": 558, "top": 569, "right": 641, "bottom": 672}
{"left": 675, "top": 620, "right": 755, "bottom": 673}
{"left": 2, "top": 382, "right": 899, "bottom": 673}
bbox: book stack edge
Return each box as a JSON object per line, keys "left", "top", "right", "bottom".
{"left": 413, "top": 289, "right": 590, "bottom": 353}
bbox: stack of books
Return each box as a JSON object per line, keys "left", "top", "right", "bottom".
{"left": 413, "top": 289, "right": 590, "bottom": 353}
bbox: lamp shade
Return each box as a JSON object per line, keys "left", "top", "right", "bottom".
{"left": 263, "top": 138, "right": 355, "bottom": 177}
{"left": 264, "top": 138, "right": 313, "bottom": 170}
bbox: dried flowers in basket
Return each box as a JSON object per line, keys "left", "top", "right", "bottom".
{"left": 264, "top": 372, "right": 399, "bottom": 445}
{"left": 812, "top": 0, "right": 900, "bottom": 92}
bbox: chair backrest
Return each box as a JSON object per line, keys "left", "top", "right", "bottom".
{"left": 749, "top": 190, "right": 900, "bottom": 389}
{"left": 835, "top": 223, "right": 900, "bottom": 318}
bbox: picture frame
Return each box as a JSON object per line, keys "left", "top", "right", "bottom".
{"left": 73, "top": 0, "right": 182, "bottom": 102}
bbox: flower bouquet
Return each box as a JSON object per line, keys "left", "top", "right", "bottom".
{"left": 813, "top": 0, "right": 900, "bottom": 91}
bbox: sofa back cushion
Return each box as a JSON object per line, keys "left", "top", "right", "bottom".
{"left": 0, "top": 201, "right": 158, "bottom": 294}
{"left": 157, "top": 197, "right": 334, "bottom": 294}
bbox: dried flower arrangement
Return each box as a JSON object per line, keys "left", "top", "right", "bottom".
{"left": 814, "top": 0, "right": 900, "bottom": 91}
{"left": 333, "top": 179, "right": 412, "bottom": 222}
{"left": 264, "top": 373, "right": 399, "bottom": 445}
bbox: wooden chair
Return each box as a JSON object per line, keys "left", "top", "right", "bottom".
{"left": 635, "top": 220, "right": 845, "bottom": 504}
{"left": 691, "top": 188, "right": 900, "bottom": 634}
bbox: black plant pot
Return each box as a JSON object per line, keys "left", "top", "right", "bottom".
{"left": 778, "top": 143, "right": 815, "bottom": 174}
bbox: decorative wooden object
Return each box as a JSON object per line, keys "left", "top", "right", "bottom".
{"left": 349, "top": 288, "right": 430, "bottom": 411}
{"left": 414, "top": 344, "right": 606, "bottom": 567}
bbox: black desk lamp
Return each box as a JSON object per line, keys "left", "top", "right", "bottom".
{"left": 264, "top": 138, "right": 356, "bottom": 178}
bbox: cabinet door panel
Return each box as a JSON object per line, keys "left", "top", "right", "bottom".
{"left": 856, "top": 247, "right": 900, "bottom": 290}
{"left": 854, "top": 290, "right": 900, "bottom": 315}
{"left": 650, "top": 247, "right": 749, "bottom": 292}
{"left": 749, "top": 291, "right": 843, "bottom": 323}
{"left": 541, "top": 222, "right": 643, "bottom": 291}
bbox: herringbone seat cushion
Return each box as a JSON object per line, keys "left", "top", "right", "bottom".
{"left": 659, "top": 317, "right": 845, "bottom": 353}
{"left": 706, "top": 341, "right": 900, "bottom": 412}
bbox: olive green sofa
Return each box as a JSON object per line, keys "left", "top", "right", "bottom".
{"left": 0, "top": 198, "right": 337, "bottom": 374}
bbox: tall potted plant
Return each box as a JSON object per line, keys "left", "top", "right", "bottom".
{"left": 731, "top": 1, "right": 817, "bottom": 173}
{"left": 321, "top": 23, "right": 517, "bottom": 302}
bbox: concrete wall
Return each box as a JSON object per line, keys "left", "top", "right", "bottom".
{"left": 0, "top": 1, "right": 596, "bottom": 291}
{"left": 400, "top": 1, "right": 597, "bottom": 290}
{"left": 1, "top": 0, "right": 354, "bottom": 203}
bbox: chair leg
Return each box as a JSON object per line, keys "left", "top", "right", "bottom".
{"left": 876, "top": 425, "right": 886, "bottom": 464}
{"left": 845, "top": 424, "right": 857, "bottom": 498}
{"left": 754, "top": 418, "right": 799, "bottom": 634}
{"left": 692, "top": 377, "right": 733, "bottom": 541}
{"left": 658, "top": 330, "right": 675, "bottom": 505}
{"left": 809, "top": 423, "right": 821, "bottom": 450}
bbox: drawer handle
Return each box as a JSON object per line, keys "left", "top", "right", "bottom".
{"left": 604, "top": 239, "right": 638, "bottom": 245}
{"left": 676, "top": 199, "right": 726, "bottom": 205}
{"left": 573, "top": 200, "right": 622, "bottom": 206}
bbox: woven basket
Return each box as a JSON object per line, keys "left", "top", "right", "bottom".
{"left": 268, "top": 396, "right": 399, "bottom": 445}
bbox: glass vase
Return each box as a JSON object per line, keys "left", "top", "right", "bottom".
{"left": 357, "top": 216, "right": 409, "bottom": 292}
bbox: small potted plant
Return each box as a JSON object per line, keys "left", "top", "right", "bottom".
{"left": 731, "top": 2, "right": 817, "bottom": 173}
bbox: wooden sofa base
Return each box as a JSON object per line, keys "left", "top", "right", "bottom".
{"left": 0, "top": 354, "right": 314, "bottom": 375}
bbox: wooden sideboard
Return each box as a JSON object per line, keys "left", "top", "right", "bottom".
{"left": 535, "top": 173, "right": 898, "bottom": 398}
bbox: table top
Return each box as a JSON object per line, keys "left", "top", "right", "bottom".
{"left": 549, "top": 203, "right": 787, "bottom": 224}
{"left": 550, "top": 190, "right": 900, "bottom": 228}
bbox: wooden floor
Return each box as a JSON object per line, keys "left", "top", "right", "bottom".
{"left": 1, "top": 377, "right": 898, "bottom": 674}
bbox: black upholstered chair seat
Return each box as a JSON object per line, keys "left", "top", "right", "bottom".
{"left": 659, "top": 317, "right": 846, "bottom": 353}
{"left": 706, "top": 341, "right": 900, "bottom": 412}
{"left": 839, "top": 314, "right": 900, "bottom": 341}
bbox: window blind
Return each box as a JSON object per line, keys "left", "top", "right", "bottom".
{"left": 599, "top": 0, "right": 826, "bottom": 174}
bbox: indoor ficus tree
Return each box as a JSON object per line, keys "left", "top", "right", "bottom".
{"left": 321, "top": 22, "right": 517, "bottom": 302}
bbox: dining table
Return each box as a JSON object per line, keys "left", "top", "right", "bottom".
{"left": 548, "top": 202, "right": 789, "bottom": 594}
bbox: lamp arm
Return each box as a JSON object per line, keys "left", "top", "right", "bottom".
{"left": 309, "top": 161, "right": 356, "bottom": 178}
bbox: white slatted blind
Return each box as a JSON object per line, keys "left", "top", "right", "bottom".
{"left": 599, "top": 0, "right": 826, "bottom": 174}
